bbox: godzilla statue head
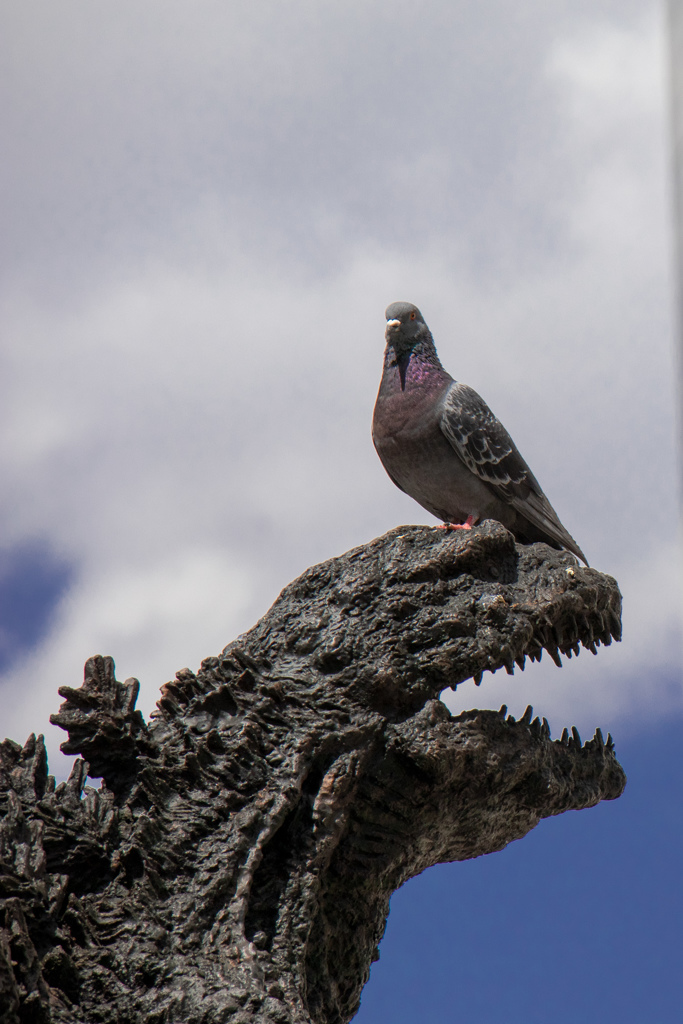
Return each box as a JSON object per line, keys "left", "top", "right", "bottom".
{"left": 1, "top": 522, "right": 624, "bottom": 1024}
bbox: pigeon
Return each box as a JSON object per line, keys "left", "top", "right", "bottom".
{"left": 372, "top": 301, "right": 588, "bottom": 564}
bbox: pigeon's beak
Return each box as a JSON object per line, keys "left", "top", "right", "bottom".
{"left": 385, "top": 318, "right": 401, "bottom": 341}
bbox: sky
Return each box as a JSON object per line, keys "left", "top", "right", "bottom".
{"left": 1, "top": 2, "right": 681, "bottom": 1020}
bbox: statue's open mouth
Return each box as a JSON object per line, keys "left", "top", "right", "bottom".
{"left": 429, "top": 518, "right": 622, "bottom": 756}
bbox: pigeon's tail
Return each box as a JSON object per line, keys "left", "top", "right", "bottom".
{"left": 545, "top": 528, "right": 588, "bottom": 567}
{"left": 562, "top": 535, "right": 588, "bottom": 567}
{"left": 510, "top": 490, "right": 588, "bottom": 565}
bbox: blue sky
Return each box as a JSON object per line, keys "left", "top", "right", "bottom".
{"left": 356, "top": 715, "right": 683, "bottom": 1023}
{"left": 0, "top": 543, "right": 72, "bottom": 674}
{"left": 1, "top": 2, "right": 681, "bottom": 1020}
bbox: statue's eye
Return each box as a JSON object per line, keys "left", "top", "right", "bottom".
{"left": 410, "top": 311, "right": 416, "bottom": 320}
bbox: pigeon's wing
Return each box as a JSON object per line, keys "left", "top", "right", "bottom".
{"left": 439, "top": 382, "right": 587, "bottom": 562}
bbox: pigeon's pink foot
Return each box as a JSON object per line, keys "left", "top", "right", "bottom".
{"left": 438, "top": 514, "right": 476, "bottom": 531}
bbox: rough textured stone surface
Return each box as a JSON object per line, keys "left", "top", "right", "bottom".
{"left": 0, "top": 523, "right": 625, "bottom": 1024}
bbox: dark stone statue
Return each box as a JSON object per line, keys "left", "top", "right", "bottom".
{"left": 0, "top": 524, "right": 625, "bottom": 1023}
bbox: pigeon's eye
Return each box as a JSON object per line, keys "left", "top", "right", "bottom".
{"left": 410, "top": 312, "right": 416, "bottom": 320}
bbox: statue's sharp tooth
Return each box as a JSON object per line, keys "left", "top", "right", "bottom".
{"left": 547, "top": 646, "right": 562, "bottom": 668}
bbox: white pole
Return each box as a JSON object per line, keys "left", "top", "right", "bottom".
{"left": 667, "top": 1, "right": 683, "bottom": 410}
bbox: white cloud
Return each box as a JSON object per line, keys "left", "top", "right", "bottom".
{"left": 1, "top": 545, "right": 256, "bottom": 767}
{"left": 1, "top": 2, "right": 679, "bottom": 773}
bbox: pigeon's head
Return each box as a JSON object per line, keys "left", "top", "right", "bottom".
{"left": 385, "top": 301, "right": 430, "bottom": 352}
